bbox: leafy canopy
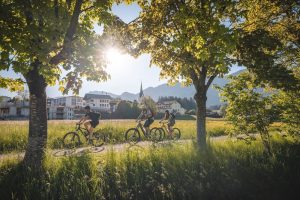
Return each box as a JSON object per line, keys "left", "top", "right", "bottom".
{"left": 109, "top": 0, "right": 238, "bottom": 88}
{"left": 236, "top": 0, "right": 300, "bottom": 90}
{"left": 0, "top": 0, "right": 114, "bottom": 94}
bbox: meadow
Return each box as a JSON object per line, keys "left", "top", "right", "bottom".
{"left": 0, "top": 134, "right": 299, "bottom": 200}
{"left": 0, "top": 119, "right": 231, "bottom": 153}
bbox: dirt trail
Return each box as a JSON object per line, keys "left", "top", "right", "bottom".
{"left": 0, "top": 134, "right": 256, "bottom": 161}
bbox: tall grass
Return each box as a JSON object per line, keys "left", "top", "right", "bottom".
{"left": 0, "top": 120, "right": 230, "bottom": 153}
{"left": 0, "top": 135, "right": 299, "bottom": 200}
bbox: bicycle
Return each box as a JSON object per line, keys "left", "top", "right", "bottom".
{"left": 124, "top": 120, "right": 162, "bottom": 143}
{"left": 158, "top": 121, "right": 181, "bottom": 140}
{"left": 63, "top": 124, "right": 108, "bottom": 148}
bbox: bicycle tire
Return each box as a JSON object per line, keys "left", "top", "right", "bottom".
{"left": 63, "top": 132, "right": 81, "bottom": 149}
{"left": 93, "top": 132, "right": 110, "bottom": 147}
{"left": 172, "top": 128, "right": 181, "bottom": 140}
{"left": 158, "top": 128, "right": 166, "bottom": 140}
{"left": 125, "top": 128, "right": 141, "bottom": 143}
{"left": 150, "top": 128, "right": 163, "bottom": 142}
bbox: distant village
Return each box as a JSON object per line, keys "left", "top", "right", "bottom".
{"left": 0, "top": 84, "right": 223, "bottom": 120}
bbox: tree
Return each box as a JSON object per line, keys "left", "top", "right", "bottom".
{"left": 140, "top": 96, "right": 157, "bottom": 114}
{"left": 236, "top": 0, "right": 300, "bottom": 90}
{"left": 109, "top": 0, "right": 238, "bottom": 148}
{"left": 218, "top": 72, "right": 275, "bottom": 155}
{"left": 0, "top": 0, "right": 113, "bottom": 171}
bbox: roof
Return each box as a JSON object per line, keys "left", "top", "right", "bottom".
{"left": 157, "top": 100, "right": 180, "bottom": 105}
{"left": 84, "top": 94, "right": 112, "bottom": 100}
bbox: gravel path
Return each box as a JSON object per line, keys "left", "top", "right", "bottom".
{"left": 0, "top": 134, "right": 257, "bottom": 161}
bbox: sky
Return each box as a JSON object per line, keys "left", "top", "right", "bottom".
{"left": 0, "top": 3, "right": 242, "bottom": 98}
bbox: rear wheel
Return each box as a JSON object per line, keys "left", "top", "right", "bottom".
{"left": 172, "top": 128, "right": 181, "bottom": 140}
{"left": 150, "top": 128, "right": 163, "bottom": 142}
{"left": 63, "top": 132, "right": 81, "bottom": 149}
{"left": 125, "top": 128, "right": 141, "bottom": 143}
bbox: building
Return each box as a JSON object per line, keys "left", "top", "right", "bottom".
{"left": 47, "top": 96, "right": 83, "bottom": 120}
{"left": 83, "top": 93, "right": 112, "bottom": 112}
{"left": 47, "top": 96, "right": 83, "bottom": 107}
{"left": 157, "top": 100, "right": 186, "bottom": 115}
{"left": 0, "top": 97, "right": 30, "bottom": 119}
{"left": 47, "top": 106, "right": 75, "bottom": 120}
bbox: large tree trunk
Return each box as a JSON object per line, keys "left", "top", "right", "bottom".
{"left": 194, "top": 89, "right": 207, "bottom": 149}
{"left": 23, "top": 65, "right": 48, "bottom": 171}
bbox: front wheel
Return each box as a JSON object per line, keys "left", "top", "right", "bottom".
{"left": 63, "top": 132, "right": 81, "bottom": 149}
{"left": 172, "top": 128, "right": 181, "bottom": 140}
{"left": 125, "top": 128, "right": 141, "bottom": 144}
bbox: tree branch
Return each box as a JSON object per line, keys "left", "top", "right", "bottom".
{"left": 80, "top": 5, "right": 96, "bottom": 13}
{"left": 205, "top": 74, "right": 216, "bottom": 91}
{"left": 49, "top": 0, "right": 83, "bottom": 66}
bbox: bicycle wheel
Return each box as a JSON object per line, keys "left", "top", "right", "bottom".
{"left": 149, "top": 128, "right": 162, "bottom": 142}
{"left": 125, "top": 128, "right": 141, "bottom": 143}
{"left": 159, "top": 128, "right": 166, "bottom": 140}
{"left": 63, "top": 132, "right": 81, "bottom": 149}
{"left": 172, "top": 128, "right": 181, "bottom": 140}
{"left": 93, "top": 132, "right": 108, "bottom": 147}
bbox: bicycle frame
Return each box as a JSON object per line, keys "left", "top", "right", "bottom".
{"left": 136, "top": 120, "right": 148, "bottom": 136}
{"left": 75, "top": 124, "right": 89, "bottom": 140}
{"left": 160, "top": 122, "right": 170, "bottom": 134}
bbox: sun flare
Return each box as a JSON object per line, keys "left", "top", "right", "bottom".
{"left": 105, "top": 47, "right": 124, "bottom": 65}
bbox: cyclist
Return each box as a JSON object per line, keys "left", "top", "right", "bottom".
{"left": 77, "top": 106, "right": 100, "bottom": 142}
{"left": 137, "top": 107, "right": 154, "bottom": 135}
{"left": 160, "top": 110, "right": 176, "bottom": 137}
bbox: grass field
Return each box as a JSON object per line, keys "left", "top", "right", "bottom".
{"left": 0, "top": 119, "right": 232, "bottom": 153}
{"left": 0, "top": 134, "right": 299, "bottom": 200}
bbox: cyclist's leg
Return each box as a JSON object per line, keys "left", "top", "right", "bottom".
{"left": 144, "top": 118, "right": 154, "bottom": 135}
{"left": 88, "top": 121, "right": 99, "bottom": 140}
{"left": 84, "top": 121, "right": 93, "bottom": 139}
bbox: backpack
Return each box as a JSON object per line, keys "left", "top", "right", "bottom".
{"left": 89, "top": 112, "right": 101, "bottom": 121}
{"left": 170, "top": 113, "right": 175, "bottom": 120}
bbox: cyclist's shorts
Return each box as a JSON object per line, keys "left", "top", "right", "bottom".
{"left": 144, "top": 118, "right": 154, "bottom": 128}
{"left": 90, "top": 120, "right": 99, "bottom": 128}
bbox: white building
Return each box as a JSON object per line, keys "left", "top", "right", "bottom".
{"left": 47, "top": 96, "right": 83, "bottom": 107}
{"left": 0, "top": 97, "right": 30, "bottom": 119}
{"left": 47, "top": 96, "right": 83, "bottom": 120}
{"left": 83, "top": 94, "right": 112, "bottom": 112}
{"left": 157, "top": 100, "right": 186, "bottom": 115}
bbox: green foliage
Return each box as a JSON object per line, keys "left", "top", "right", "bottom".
{"left": 273, "top": 90, "right": 300, "bottom": 136}
{"left": 217, "top": 72, "right": 275, "bottom": 154}
{"left": 140, "top": 96, "right": 157, "bottom": 114}
{"left": 0, "top": 120, "right": 230, "bottom": 153}
{"left": 0, "top": 77, "right": 24, "bottom": 92}
{"left": 111, "top": 100, "right": 141, "bottom": 119}
{"left": 110, "top": 0, "right": 237, "bottom": 85}
{"left": 237, "top": 0, "right": 300, "bottom": 91}
{"left": 0, "top": 0, "right": 113, "bottom": 94}
{"left": 1, "top": 136, "right": 300, "bottom": 199}
{"left": 218, "top": 72, "right": 274, "bottom": 136}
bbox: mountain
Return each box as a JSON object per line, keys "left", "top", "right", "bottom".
{"left": 88, "top": 69, "right": 245, "bottom": 106}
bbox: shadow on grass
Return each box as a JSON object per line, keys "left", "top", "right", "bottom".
{"left": 0, "top": 137, "right": 300, "bottom": 200}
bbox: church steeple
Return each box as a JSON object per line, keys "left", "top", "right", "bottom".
{"left": 139, "top": 82, "right": 144, "bottom": 98}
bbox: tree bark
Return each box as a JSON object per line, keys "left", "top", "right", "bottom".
{"left": 23, "top": 64, "right": 48, "bottom": 171}
{"left": 194, "top": 89, "right": 207, "bottom": 149}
